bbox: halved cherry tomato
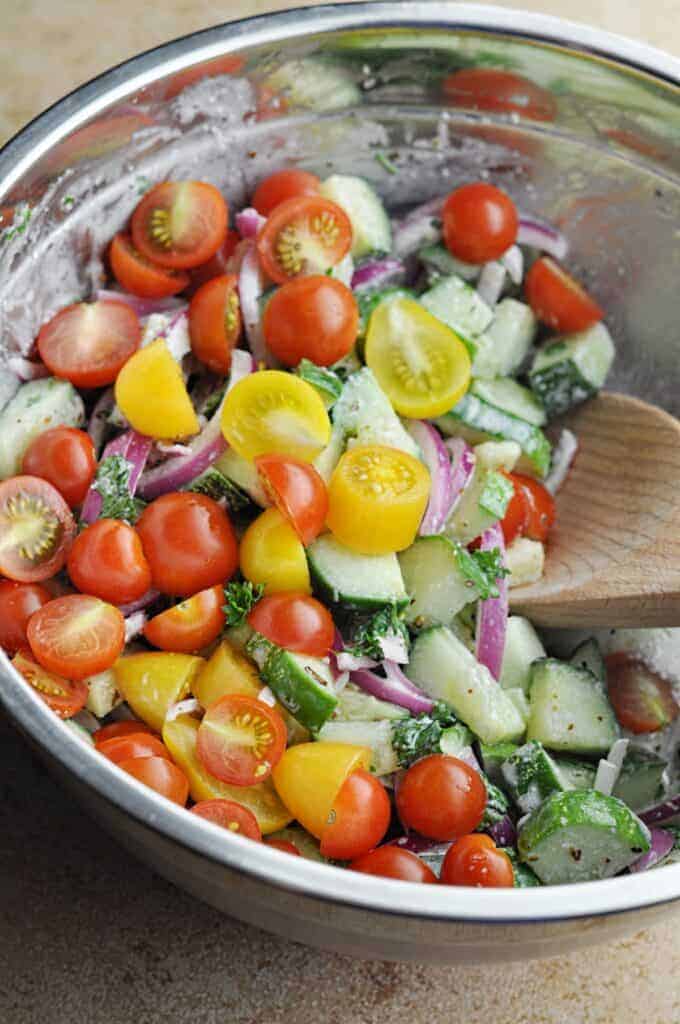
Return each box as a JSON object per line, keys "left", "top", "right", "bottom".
{"left": 255, "top": 453, "right": 328, "bottom": 545}
{"left": 37, "top": 300, "right": 141, "bottom": 388}
{"left": 265, "top": 838, "right": 301, "bottom": 855}
{"left": 21, "top": 428, "right": 96, "bottom": 508}
{"left": 119, "top": 755, "right": 189, "bottom": 805}
{"left": 131, "top": 181, "right": 228, "bottom": 270}
{"left": 0, "top": 476, "right": 76, "bottom": 582}
{"left": 606, "top": 653, "right": 680, "bottom": 734}
{"left": 109, "top": 233, "right": 190, "bottom": 298}
{"left": 0, "top": 581, "right": 51, "bottom": 654}
{"left": 93, "top": 720, "right": 155, "bottom": 746}
{"left": 442, "top": 182, "right": 519, "bottom": 264}
{"left": 27, "top": 594, "right": 125, "bottom": 680}
{"left": 197, "top": 694, "right": 287, "bottom": 786}
{"left": 396, "top": 754, "right": 487, "bottom": 841}
{"left": 188, "top": 274, "right": 241, "bottom": 374}
{"left": 247, "top": 593, "right": 334, "bottom": 656}
{"left": 189, "top": 230, "right": 241, "bottom": 290}
{"left": 191, "top": 798, "right": 262, "bottom": 840}
{"left": 144, "top": 585, "right": 225, "bottom": 653}
{"left": 525, "top": 257, "right": 603, "bottom": 333}
{"left": 98, "top": 732, "right": 171, "bottom": 765}
{"left": 136, "top": 492, "right": 238, "bottom": 597}
{"left": 252, "top": 169, "right": 320, "bottom": 217}
{"left": 272, "top": 741, "right": 371, "bottom": 838}
{"left": 351, "top": 846, "right": 438, "bottom": 883}
{"left": 320, "top": 768, "right": 391, "bottom": 860}
{"left": 12, "top": 649, "right": 88, "bottom": 718}
{"left": 442, "top": 68, "right": 557, "bottom": 122}
{"left": 440, "top": 834, "right": 514, "bottom": 887}
{"left": 513, "top": 473, "right": 556, "bottom": 542}
{"left": 114, "top": 338, "right": 200, "bottom": 440}
{"left": 263, "top": 275, "right": 358, "bottom": 368}
{"left": 499, "top": 472, "right": 530, "bottom": 545}
{"left": 67, "top": 518, "right": 152, "bottom": 605}
{"left": 256, "top": 196, "right": 352, "bottom": 284}
{"left": 115, "top": 652, "right": 204, "bottom": 732}
{"left": 239, "top": 507, "right": 311, "bottom": 595}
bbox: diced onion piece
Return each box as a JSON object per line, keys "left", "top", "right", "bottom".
{"left": 629, "top": 828, "right": 675, "bottom": 873}
{"left": 477, "top": 261, "right": 506, "bottom": 307}
{"left": 517, "top": 215, "right": 568, "bottom": 261}
{"left": 235, "top": 207, "right": 266, "bottom": 239}
{"left": 501, "top": 244, "right": 523, "bottom": 285}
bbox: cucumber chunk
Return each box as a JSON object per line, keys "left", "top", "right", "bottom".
{"left": 0, "top": 377, "right": 85, "bottom": 479}
{"left": 440, "top": 723, "right": 475, "bottom": 757}
{"left": 500, "top": 616, "right": 547, "bottom": 694}
{"left": 356, "top": 287, "right": 415, "bottom": 338}
{"left": 418, "top": 244, "right": 480, "bottom": 283}
{"left": 518, "top": 789, "right": 650, "bottom": 884}
{"left": 214, "top": 448, "right": 269, "bottom": 507}
{"left": 501, "top": 740, "right": 568, "bottom": 813}
{"left": 569, "top": 638, "right": 606, "bottom": 684}
{"left": 318, "top": 719, "right": 397, "bottom": 775}
{"left": 612, "top": 749, "right": 667, "bottom": 811}
{"left": 307, "top": 533, "right": 409, "bottom": 611}
{"left": 264, "top": 58, "right": 361, "bottom": 112}
{"left": 527, "top": 659, "right": 619, "bottom": 756}
{"left": 473, "top": 299, "right": 538, "bottom": 379}
{"left": 334, "top": 682, "right": 408, "bottom": 722}
{"left": 471, "top": 378, "right": 547, "bottom": 427}
{"left": 443, "top": 441, "right": 520, "bottom": 546}
{"left": 420, "top": 274, "right": 494, "bottom": 354}
{"left": 319, "top": 174, "right": 391, "bottom": 258}
{"left": 501, "top": 847, "right": 542, "bottom": 887}
{"left": 478, "top": 741, "right": 520, "bottom": 786}
{"left": 259, "top": 648, "right": 337, "bottom": 732}
{"left": 506, "top": 687, "right": 530, "bottom": 724}
{"left": 506, "top": 538, "right": 545, "bottom": 588}
{"left": 554, "top": 756, "right": 597, "bottom": 791}
{"left": 398, "top": 535, "right": 478, "bottom": 628}
{"left": 529, "top": 323, "right": 615, "bottom": 417}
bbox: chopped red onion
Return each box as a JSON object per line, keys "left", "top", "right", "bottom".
{"left": 393, "top": 195, "right": 446, "bottom": 257}
{"left": 501, "top": 244, "right": 524, "bottom": 285}
{"left": 87, "top": 387, "right": 115, "bottom": 455}
{"left": 239, "top": 242, "right": 272, "bottom": 366}
{"left": 6, "top": 356, "right": 49, "bottom": 381}
{"left": 335, "top": 650, "right": 379, "bottom": 672}
{"left": 517, "top": 215, "right": 568, "bottom": 261}
{"left": 235, "top": 206, "right": 266, "bottom": 239}
{"left": 483, "top": 815, "right": 517, "bottom": 849}
{"left": 445, "top": 438, "right": 476, "bottom": 513}
{"left": 117, "top": 589, "right": 160, "bottom": 616}
{"left": 165, "top": 698, "right": 202, "bottom": 723}
{"left": 81, "top": 430, "right": 152, "bottom": 523}
{"left": 544, "top": 429, "right": 579, "bottom": 495}
{"left": 629, "top": 828, "right": 675, "bottom": 873}
{"left": 351, "top": 257, "right": 406, "bottom": 292}
{"left": 475, "top": 524, "right": 509, "bottom": 680}
{"left": 407, "top": 420, "right": 454, "bottom": 535}
{"left": 96, "top": 288, "right": 185, "bottom": 318}
{"left": 640, "top": 795, "right": 680, "bottom": 827}
{"left": 351, "top": 662, "right": 434, "bottom": 716}
{"left": 477, "top": 261, "right": 506, "bottom": 307}
{"left": 227, "top": 348, "right": 258, "bottom": 391}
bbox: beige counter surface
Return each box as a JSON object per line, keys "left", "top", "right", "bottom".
{"left": 1, "top": 3, "right": 680, "bottom": 1022}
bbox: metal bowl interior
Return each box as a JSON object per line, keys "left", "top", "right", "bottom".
{"left": 2, "top": 2, "right": 680, "bottom": 961}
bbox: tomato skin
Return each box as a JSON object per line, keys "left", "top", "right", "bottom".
{"left": 37, "top": 300, "right": 141, "bottom": 388}
{"left": 196, "top": 693, "right": 288, "bottom": 786}
{"left": 188, "top": 274, "right": 241, "bottom": 374}
{"left": 264, "top": 838, "right": 301, "bottom": 855}
{"left": 119, "top": 755, "right": 189, "bottom": 805}
{"left": 255, "top": 454, "right": 328, "bottom": 546}
{"left": 443, "top": 183, "right": 518, "bottom": 264}
{"left": 240, "top": 507, "right": 311, "bottom": 595}
{"left": 440, "top": 834, "right": 514, "bottom": 888}
{"left": 131, "top": 181, "right": 229, "bottom": 270}
{"left": 351, "top": 846, "right": 438, "bottom": 883}
{"left": 98, "top": 732, "right": 172, "bottom": 765}
{"left": 114, "top": 337, "right": 200, "bottom": 441}
{"left": 0, "top": 581, "right": 51, "bottom": 655}
{"left": 247, "top": 592, "right": 334, "bottom": 656}
{"left": 27, "top": 594, "right": 126, "bottom": 681}
{"left": 12, "top": 649, "right": 88, "bottom": 718}
{"left": 499, "top": 472, "right": 530, "bottom": 545}
{"left": 189, "top": 230, "right": 241, "bottom": 291}
{"left": 191, "top": 798, "right": 262, "bottom": 840}
{"left": 67, "top": 518, "right": 152, "bottom": 605}
{"left": 396, "top": 755, "right": 487, "bottom": 841}
{"left": 320, "top": 769, "right": 391, "bottom": 860}
{"left": 144, "top": 585, "right": 225, "bottom": 653}
{"left": 0, "top": 476, "right": 76, "bottom": 583}
{"left": 525, "top": 257, "right": 603, "bottom": 333}
{"left": 93, "top": 720, "right": 155, "bottom": 746}
{"left": 606, "top": 653, "right": 680, "bottom": 734}
{"left": 442, "top": 68, "right": 557, "bottom": 122}
{"left": 114, "top": 652, "right": 205, "bottom": 733}
{"left": 272, "top": 742, "right": 371, "bottom": 838}
{"left": 109, "top": 233, "right": 189, "bottom": 298}
{"left": 263, "top": 275, "right": 358, "bottom": 367}
{"left": 252, "top": 169, "right": 320, "bottom": 216}
{"left": 137, "top": 492, "right": 238, "bottom": 597}
{"left": 513, "top": 474, "right": 556, "bottom": 542}
{"left": 256, "top": 196, "right": 353, "bottom": 284}
{"left": 21, "top": 428, "right": 96, "bottom": 509}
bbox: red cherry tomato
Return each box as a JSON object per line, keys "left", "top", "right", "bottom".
{"left": 189, "top": 230, "right": 241, "bottom": 290}
{"left": 0, "top": 476, "right": 76, "bottom": 583}
{"left": 98, "top": 732, "right": 172, "bottom": 765}
{"left": 252, "top": 169, "right": 320, "bottom": 217}
{"left": 136, "top": 492, "right": 238, "bottom": 597}
{"left": 606, "top": 653, "right": 680, "bottom": 734}
{"left": 263, "top": 275, "right": 358, "bottom": 367}
{"left": 67, "top": 518, "right": 151, "bottom": 605}
{"left": 440, "top": 834, "right": 514, "bottom": 888}
{"left": 12, "top": 649, "right": 88, "bottom": 719}
{"left": 351, "top": 846, "right": 438, "bottom": 883}
{"left": 27, "top": 593, "right": 125, "bottom": 680}
{"left": 119, "top": 755, "right": 189, "bottom": 806}
{"left": 255, "top": 454, "right": 328, "bottom": 545}
{"left": 525, "top": 257, "right": 603, "bottom": 333}
{"left": 37, "top": 300, "right": 141, "bottom": 388}
{"left": 196, "top": 694, "right": 287, "bottom": 786}
{"left": 247, "top": 592, "right": 334, "bottom": 657}
{"left": 264, "top": 838, "right": 301, "bottom": 856}
{"left": 256, "top": 196, "right": 352, "bottom": 284}
{"left": 131, "top": 181, "right": 229, "bottom": 270}
{"left": 21, "top": 427, "right": 96, "bottom": 508}
{"left": 143, "top": 585, "right": 225, "bottom": 653}
{"left": 513, "top": 473, "right": 556, "bottom": 543}
{"left": 499, "top": 472, "right": 530, "bottom": 545}
{"left": 93, "top": 720, "right": 155, "bottom": 746}
{"left": 396, "top": 755, "right": 487, "bottom": 841}
{"left": 442, "top": 68, "right": 557, "bottom": 122}
{"left": 109, "top": 233, "right": 190, "bottom": 298}
{"left": 442, "top": 182, "right": 518, "bottom": 264}
{"left": 319, "top": 769, "right": 391, "bottom": 860}
{"left": 188, "top": 274, "right": 242, "bottom": 374}
{"left": 191, "top": 798, "right": 262, "bottom": 840}
{"left": 0, "top": 581, "right": 51, "bottom": 654}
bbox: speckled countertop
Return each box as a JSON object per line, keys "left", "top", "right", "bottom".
{"left": 2, "top": 3, "right": 680, "bottom": 1022}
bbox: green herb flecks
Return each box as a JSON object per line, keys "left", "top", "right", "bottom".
{"left": 374, "top": 151, "right": 398, "bottom": 175}
{"left": 455, "top": 544, "right": 509, "bottom": 601}
{"left": 91, "top": 454, "right": 145, "bottom": 524}
{"left": 223, "top": 580, "right": 265, "bottom": 627}
{"left": 347, "top": 605, "right": 410, "bottom": 662}
{"left": 391, "top": 702, "right": 459, "bottom": 768}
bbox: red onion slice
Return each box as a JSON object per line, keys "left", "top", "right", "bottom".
{"left": 351, "top": 662, "right": 434, "bottom": 716}
{"left": 477, "top": 261, "right": 506, "bottom": 307}
{"left": 81, "top": 429, "right": 152, "bottom": 523}
{"left": 629, "top": 828, "right": 674, "bottom": 873}
{"left": 235, "top": 207, "right": 266, "bottom": 239}
{"left": 351, "top": 257, "right": 406, "bottom": 292}
{"left": 483, "top": 815, "right": 517, "bottom": 848}
{"left": 517, "top": 215, "right": 568, "bottom": 261}
{"left": 640, "top": 795, "right": 680, "bottom": 827}
{"left": 544, "top": 429, "right": 579, "bottom": 495}
{"left": 393, "top": 195, "right": 446, "bottom": 257}
{"left": 407, "top": 420, "right": 454, "bottom": 535}
{"left": 118, "top": 589, "right": 160, "bottom": 616}
{"left": 445, "top": 438, "right": 476, "bottom": 514}
{"left": 475, "top": 523, "right": 509, "bottom": 680}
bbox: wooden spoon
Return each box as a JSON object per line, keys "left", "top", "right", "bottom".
{"left": 509, "top": 391, "right": 680, "bottom": 628}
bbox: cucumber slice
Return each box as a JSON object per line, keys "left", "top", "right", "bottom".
{"left": 334, "top": 682, "right": 408, "bottom": 722}
{"left": 478, "top": 742, "right": 520, "bottom": 786}
{"left": 554, "top": 756, "right": 597, "bottom": 790}
{"left": 264, "top": 58, "right": 361, "bottom": 112}
{"left": 444, "top": 442, "right": 521, "bottom": 546}
{"left": 499, "top": 617, "right": 546, "bottom": 694}
{"left": 527, "top": 658, "right": 619, "bottom": 756}
{"left": 330, "top": 366, "right": 421, "bottom": 465}
{"left": 506, "top": 687, "right": 530, "bottom": 724}
{"left": 501, "top": 740, "right": 569, "bottom": 814}
{"left": 418, "top": 244, "right": 480, "bottom": 283}
{"left": 471, "top": 378, "right": 547, "bottom": 428}
{"left": 398, "top": 535, "right": 478, "bottom": 628}
{"left": 420, "top": 274, "right": 494, "bottom": 354}
{"left": 267, "top": 826, "right": 326, "bottom": 862}
{"left": 440, "top": 723, "right": 475, "bottom": 757}
{"left": 518, "top": 789, "right": 650, "bottom": 884}
{"left": 356, "top": 287, "right": 415, "bottom": 338}
{"left": 214, "top": 448, "right": 269, "bottom": 507}
{"left": 307, "top": 533, "right": 409, "bottom": 611}
{"left": 0, "top": 377, "right": 85, "bottom": 479}
{"left": 506, "top": 538, "right": 545, "bottom": 588}
{"left": 318, "top": 719, "right": 397, "bottom": 775}
{"left": 472, "top": 300, "right": 538, "bottom": 379}
{"left": 612, "top": 749, "right": 667, "bottom": 811}
{"left": 319, "top": 174, "right": 391, "bottom": 258}
{"left": 501, "top": 847, "right": 542, "bottom": 888}
{"left": 569, "top": 638, "right": 606, "bottom": 684}
{"left": 259, "top": 648, "right": 337, "bottom": 733}
{"left": 529, "top": 323, "right": 615, "bottom": 418}
{"left": 408, "top": 626, "right": 526, "bottom": 744}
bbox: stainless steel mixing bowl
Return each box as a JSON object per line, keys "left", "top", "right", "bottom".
{"left": 2, "top": 3, "right": 680, "bottom": 963}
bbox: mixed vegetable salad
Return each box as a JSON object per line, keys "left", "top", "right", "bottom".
{"left": 1, "top": 165, "right": 677, "bottom": 889}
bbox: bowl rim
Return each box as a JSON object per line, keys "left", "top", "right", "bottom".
{"left": 2, "top": 1, "right": 680, "bottom": 926}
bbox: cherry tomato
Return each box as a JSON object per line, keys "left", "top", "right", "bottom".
{"left": 606, "top": 653, "right": 680, "bottom": 734}
{"left": 188, "top": 274, "right": 241, "bottom": 374}
{"left": 499, "top": 472, "right": 530, "bottom": 545}
{"left": 136, "top": 492, "right": 238, "bottom": 597}
{"left": 442, "top": 68, "right": 557, "bottom": 122}
{"left": 0, "top": 581, "right": 51, "bottom": 654}
{"left": 197, "top": 694, "right": 287, "bottom": 786}
{"left": 443, "top": 183, "right": 519, "bottom": 264}
{"left": 247, "top": 593, "right": 334, "bottom": 656}
{"left": 21, "top": 428, "right": 96, "bottom": 509}
{"left": 262, "top": 275, "right": 358, "bottom": 367}
{"left": 189, "top": 230, "right": 241, "bottom": 290}
{"left": 191, "top": 798, "right": 262, "bottom": 840}
{"left": 513, "top": 473, "right": 556, "bottom": 542}
{"left": 109, "top": 233, "right": 190, "bottom": 298}
{"left": 115, "top": 652, "right": 204, "bottom": 733}
{"left": 98, "top": 732, "right": 172, "bottom": 765}
{"left": 351, "top": 846, "right": 438, "bottom": 883}
{"left": 396, "top": 755, "right": 487, "bottom": 841}
{"left": 440, "top": 834, "right": 514, "bottom": 888}
{"left": 12, "top": 649, "right": 88, "bottom": 719}
{"left": 27, "top": 594, "right": 125, "bottom": 681}
{"left": 525, "top": 257, "right": 603, "bottom": 333}
{"left": 320, "top": 769, "right": 391, "bottom": 860}
{"left": 0, "top": 476, "right": 76, "bottom": 582}
{"left": 37, "top": 300, "right": 141, "bottom": 388}
{"left": 119, "top": 755, "right": 189, "bottom": 805}
{"left": 264, "top": 838, "right": 301, "bottom": 855}
{"left": 272, "top": 741, "right": 371, "bottom": 838}
{"left": 114, "top": 338, "right": 200, "bottom": 440}
{"left": 255, "top": 453, "right": 328, "bottom": 545}
{"left": 252, "top": 169, "right": 320, "bottom": 217}
{"left": 67, "top": 518, "right": 152, "bottom": 605}
{"left": 93, "top": 720, "right": 155, "bottom": 746}
{"left": 144, "top": 585, "right": 225, "bottom": 653}
{"left": 256, "top": 196, "right": 352, "bottom": 284}
{"left": 239, "top": 507, "right": 311, "bottom": 595}
{"left": 131, "top": 181, "right": 228, "bottom": 270}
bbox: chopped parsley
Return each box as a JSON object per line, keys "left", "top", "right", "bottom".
{"left": 223, "top": 580, "right": 264, "bottom": 627}
{"left": 189, "top": 467, "right": 254, "bottom": 515}
{"left": 374, "top": 151, "right": 398, "bottom": 175}
{"left": 478, "top": 470, "right": 514, "bottom": 519}
{"left": 347, "top": 605, "right": 410, "bottom": 663}
{"left": 295, "top": 359, "right": 343, "bottom": 405}
{"left": 391, "top": 702, "right": 459, "bottom": 768}
{"left": 455, "top": 544, "right": 509, "bottom": 600}
{"left": 91, "top": 455, "right": 144, "bottom": 524}
{"left": 1, "top": 204, "right": 32, "bottom": 244}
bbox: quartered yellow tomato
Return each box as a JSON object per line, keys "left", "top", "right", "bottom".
{"left": 220, "top": 371, "right": 330, "bottom": 462}
{"left": 365, "top": 296, "right": 471, "bottom": 418}
{"left": 272, "top": 741, "right": 371, "bottom": 838}
{"left": 115, "top": 338, "right": 200, "bottom": 439}
{"left": 114, "top": 651, "right": 204, "bottom": 732}
{"left": 326, "top": 444, "right": 430, "bottom": 554}
{"left": 239, "top": 507, "right": 311, "bottom": 594}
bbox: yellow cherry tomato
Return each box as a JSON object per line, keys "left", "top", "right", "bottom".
{"left": 221, "top": 370, "right": 331, "bottom": 462}
{"left": 326, "top": 444, "right": 430, "bottom": 554}
{"left": 163, "top": 714, "right": 293, "bottom": 834}
{"left": 365, "top": 296, "right": 471, "bottom": 418}
{"left": 115, "top": 338, "right": 200, "bottom": 439}
{"left": 240, "top": 507, "right": 311, "bottom": 594}
{"left": 114, "top": 651, "right": 204, "bottom": 732}
{"left": 272, "top": 741, "right": 371, "bottom": 838}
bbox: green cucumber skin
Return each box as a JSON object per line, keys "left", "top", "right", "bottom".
{"left": 260, "top": 649, "right": 337, "bottom": 733}
{"left": 500, "top": 847, "right": 542, "bottom": 888}
{"left": 499, "top": 617, "right": 546, "bottom": 694}
{"left": 471, "top": 378, "right": 547, "bottom": 428}
{"left": 0, "top": 377, "right": 85, "bottom": 479}
{"left": 478, "top": 742, "right": 520, "bottom": 786}
{"left": 529, "top": 324, "right": 615, "bottom": 418}
{"left": 501, "top": 740, "right": 567, "bottom": 814}
{"left": 307, "top": 535, "right": 409, "bottom": 612}
{"left": 319, "top": 174, "right": 392, "bottom": 258}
